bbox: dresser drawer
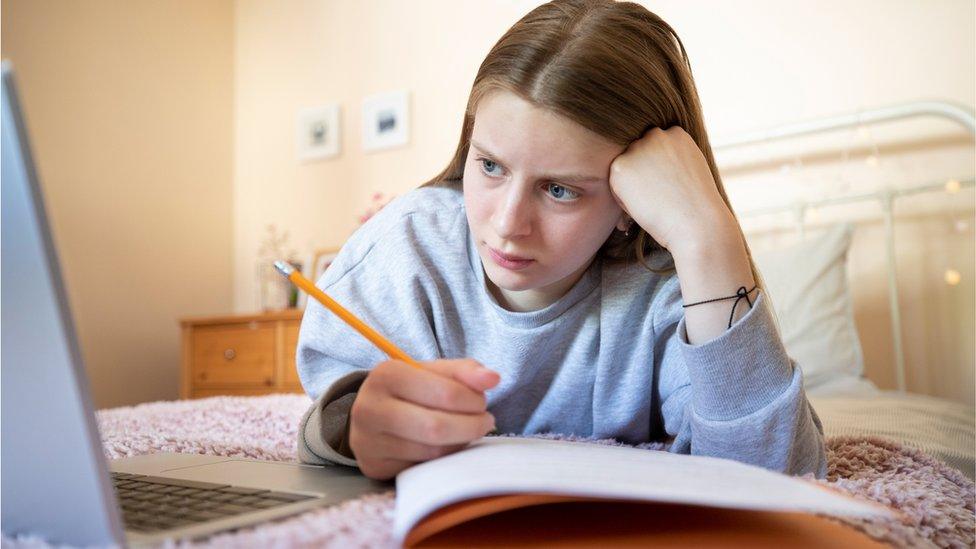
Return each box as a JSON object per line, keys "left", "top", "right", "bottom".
{"left": 191, "top": 323, "right": 276, "bottom": 387}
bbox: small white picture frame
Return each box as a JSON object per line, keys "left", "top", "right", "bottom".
{"left": 362, "top": 90, "right": 410, "bottom": 152}
{"left": 297, "top": 104, "right": 340, "bottom": 162}
{"left": 312, "top": 248, "right": 340, "bottom": 284}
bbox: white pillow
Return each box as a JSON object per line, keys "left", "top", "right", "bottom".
{"left": 751, "top": 223, "right": 865, "bottom": 389}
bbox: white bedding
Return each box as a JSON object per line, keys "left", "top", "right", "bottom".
{"left": 809, "top": 389, "right": 976, "bottom": 480}
{"left": 806, "top": 375, "right": 880, "bottom": 398}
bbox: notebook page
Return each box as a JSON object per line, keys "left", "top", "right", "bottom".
{"left": 393, "top": 436, "right": 893, "bottom": 544}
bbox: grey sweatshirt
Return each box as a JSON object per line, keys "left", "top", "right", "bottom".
{"left": 295, "top": 185, "right": 827, "bottom": 478}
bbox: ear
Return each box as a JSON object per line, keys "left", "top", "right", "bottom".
{"left": 615, "top": 215, "right": 632, "bottom": 232}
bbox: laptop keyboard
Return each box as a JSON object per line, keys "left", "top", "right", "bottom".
{"left": 111, "top": 472, "right": 318, "bottom": 533}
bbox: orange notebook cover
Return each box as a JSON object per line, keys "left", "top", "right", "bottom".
{"left": 393, "top": 437, "right": 895, "bottom": 547}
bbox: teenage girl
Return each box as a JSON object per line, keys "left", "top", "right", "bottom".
{"left": 295, "top": 0, "right": 827, "bottom": 481}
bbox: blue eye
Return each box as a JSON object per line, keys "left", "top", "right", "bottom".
{"left": 478, "top": 158, "right": 502, "bottom": 177}
{"left": 546, "top": 183, "right": 579, "bottom": 202}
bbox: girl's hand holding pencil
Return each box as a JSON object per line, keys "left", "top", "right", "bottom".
{"left": 274, "top": 261, "right": 500, "bottom": 480}
{"left": 350, "top": 358, "right": 499, "bottom": 480}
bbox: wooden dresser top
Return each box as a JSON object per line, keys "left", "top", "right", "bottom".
{"left": 180, "top": 308, "right": 305, "bottom": 327}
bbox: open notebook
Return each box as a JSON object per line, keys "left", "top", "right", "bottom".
{"left": 394, "top": 437, "right": 896, "bottom": 547}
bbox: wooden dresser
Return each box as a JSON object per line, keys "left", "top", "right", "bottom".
{"left": 180, "top": 309, "right": 306, "bottom": 399}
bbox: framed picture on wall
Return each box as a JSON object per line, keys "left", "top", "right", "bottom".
{"left": 297, "top": 104, "right": 340, "bottom": 162}
{"left": 312, "top": 248, "right": 341, "bottom": 284}
{"left": 362, "top": 90, "right": 410, "bottom": 152}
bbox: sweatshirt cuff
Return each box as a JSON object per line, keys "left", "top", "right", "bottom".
{"left": 297, "top": 370, "right": 368, "bottom": 467}
{"left": 676, "top": 291, "right": 795, "bottom": 421}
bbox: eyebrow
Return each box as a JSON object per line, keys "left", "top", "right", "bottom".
{"left": 470, "top": 140, "right": 606, "bottom": 184}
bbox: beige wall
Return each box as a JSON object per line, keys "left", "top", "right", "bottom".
{"left": 233, "top": 0, "right": 974, "bottom": 404}
{"left": 1, "top": 1, "right": 235, "bottom": 408}
{"left": 2, "top": 1, "right": 972, "bottom": 407}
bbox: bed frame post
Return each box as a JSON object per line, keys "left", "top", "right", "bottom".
{"left": 879, "top": 191, "right": 907, "bottom": 393}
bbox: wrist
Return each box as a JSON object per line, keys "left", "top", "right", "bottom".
{"left": 669, "top": 217, "right": 744, "bottom": 267}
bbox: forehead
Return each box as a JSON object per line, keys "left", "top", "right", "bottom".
{"left": 470, "top": 90, "right": 622, "bottom": 173}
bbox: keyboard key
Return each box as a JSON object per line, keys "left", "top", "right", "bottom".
{"left": 250, "top": 499, "right": 285, "bottom": 509}
{"left": 189, "top": 500, "right": 220, "bottom": 510}
{"left": 185, "top": 510, "right": 227, "bottom": 521}
{"left": 121, "top": 500, "right": 151, "bottom": 511}
{"left": 124, "top": 511, "right": 155, "bottom": 524}
{"left": 163, "top": 507, "right": 192, "bottom": 518}
{"left": 152, "top": 504, "right": 184, "bottom": 515}
{"left": 154, "top": 494, "right": 181, "bottom": 504}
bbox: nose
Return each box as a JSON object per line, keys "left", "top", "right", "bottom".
{"left": 491, "top": 182, "right": 532, "bottom": 240}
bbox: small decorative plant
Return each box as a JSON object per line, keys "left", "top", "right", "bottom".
{"left": 358, "top": 192, "right": 395, "bottom": 225}
{"left": 256, "top": 224, "right": 300, "bottom": 310}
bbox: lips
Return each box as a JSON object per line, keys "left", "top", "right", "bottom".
{"left": 487, "top": 245, "right": 534, "bottom": 270}
{"left": 490, "top": 247, "right": 531, "bottom": 262}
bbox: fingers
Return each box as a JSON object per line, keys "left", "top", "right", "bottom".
{"left": 362, "top": 394, "right": 495, "bottom": 445}
{"left": 422, "top": 358, "right": 501, "bottom": 393}
{"left": 374, "top": 359, "right": 499, "bottom": 413}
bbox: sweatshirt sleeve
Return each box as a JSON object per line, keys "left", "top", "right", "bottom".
{"left": 653, "top": 278, "right": 828, "bottom": 478}
{"left": 297, "top": 370, "right": 365, "bottom": 467}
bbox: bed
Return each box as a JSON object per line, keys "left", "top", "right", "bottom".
{"left": 0, "top": 395, "right": 970, "bottom": 548}
{"left": 745, "top": 222, "right": 975, "bottom": 481}
{"left": 715, "top": 100, "right": 976, "bottom": 484}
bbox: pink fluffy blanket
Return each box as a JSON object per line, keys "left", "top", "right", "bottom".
{"left": 4, "top": 394, "right": 974, "bottom": 548}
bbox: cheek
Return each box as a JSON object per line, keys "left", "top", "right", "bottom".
{"left": 462, "top": 178, "right": 492, "bottom": 233}
{"left": 547, "top": 219, "right": 607, "bottom": 255}
{"left": 544, "top": 202, "right": 620, "bottom": 254}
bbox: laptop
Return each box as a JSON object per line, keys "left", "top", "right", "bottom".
{"left": 0, "top": 61, "right": 386, "bottom": 547}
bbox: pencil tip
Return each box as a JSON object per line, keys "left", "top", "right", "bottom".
{"left": 273, "top": 260, "right": 294, "bottom": 277}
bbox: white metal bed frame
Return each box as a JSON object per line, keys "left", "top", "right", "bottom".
{"left": 711, "top": 100, "right": 976, "bottom": 393}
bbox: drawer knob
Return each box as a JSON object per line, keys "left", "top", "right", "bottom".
{"left": 265, "top": 377, "right": 274, "bottom": 386}
{"left": 223, "top": 348, "right": 236, "bottom": 360}
{"left": 199, "top": 372, "right": 208, "bottom": 381}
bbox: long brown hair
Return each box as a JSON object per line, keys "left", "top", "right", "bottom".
{"left": 423, "top": 0, "right": 763, "bottom": 288}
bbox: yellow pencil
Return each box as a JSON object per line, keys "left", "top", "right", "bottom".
{"left": 274, "top": 260, "right": 421, "bottom": 369}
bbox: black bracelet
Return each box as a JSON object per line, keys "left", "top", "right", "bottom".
{"left": 682, "top": 285, "right": 758, "bottom": 329}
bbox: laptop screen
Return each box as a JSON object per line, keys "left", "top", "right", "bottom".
{"left": 1, "top": 61, "right": 124, "bottom": 545}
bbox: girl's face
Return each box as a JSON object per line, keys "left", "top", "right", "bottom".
{"left": 463, "top": 90, "right": 629, "bottom": 312}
